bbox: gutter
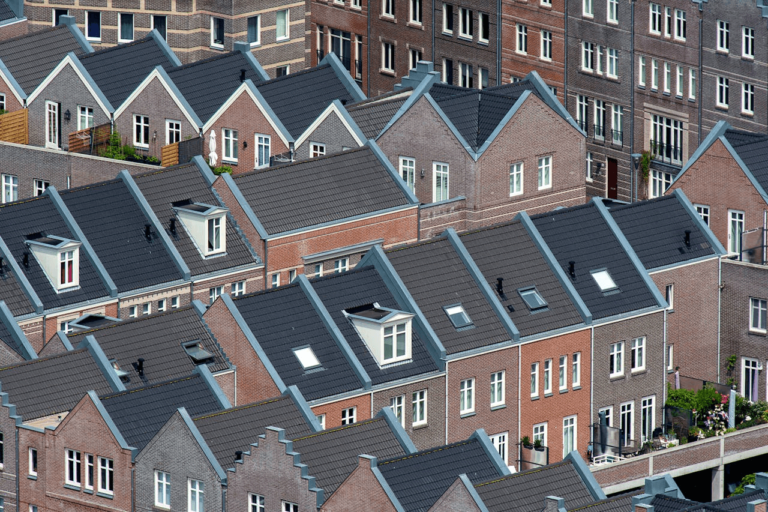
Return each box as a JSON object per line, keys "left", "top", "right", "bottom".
{"left": 563, "top": 0, "right": 568, "bottom": 108}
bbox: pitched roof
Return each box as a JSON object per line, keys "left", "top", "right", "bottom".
{"left": 347, "top": 90, "right": 412, "bottom": 139}
{"left": 0, "top": 25, "right": 88, "bottom": 94}
{"left": 60, "top": 179, "right": 183, "bottom": 292}
{"left": 232, "top": 284, "right": 363, "bottom": 400}
{"left": 377, "top": 439, "right": 501, "bottom": 512}
{"left": 567, "top": 491, "right": 642, "bottom": 512}
{"left": 474, "top": 460, "right": 596, "bottom": 512}
{"left": 167, "top": 51, "right": 263, "bottom": 123}
{"left": 134, "top": 163, "right": 259, "bottom": 276}
{"left": 99, "top": 374, "right": 223, "bottom": 451}
{"left": 67, "top": 307, "right": 229, "bottom": 388}
{"left": 0, "top": 0, "right": 16, "bottom": 22}
{"left": 0, "top": 195, "right": 109, "bottom": 310}
{"left": 80, "top": 36, "right": 177, "bottom": 107}
{"left": 194, "top": 395, "right": 314, "bottom": 469}
{"left": 386, "top": 237, "right": 512, "bottom": 355}
{"left": 0, "top": 313, "right": 26, "bottom": 358}
{"left": 0, "top": 269, "right": 35, "bottom": 317}
{"left": 308, "top": 266, "right": 440, "bottom": 383}
{"left": 0, "top": 349, "right": 113, "bottom": 420}
{"left": 723, "top": 129, "right": 768, "bottom": 194}
{"left": 608, "top": 195, "right": 718, "bottom": 270}
{"left": 532, "top": 202, "right": 658, "bottom": 319}
{"left": 232, "top": 146, "right": 411, "bottom": 235}
{"left": 291, "top": 417, "right": 407, "bottom": 496}
{"left": 459, "top": 221, "right": 585, "bottom": 336}
{"left": 257, "top": 63, "right": 356, "bottom": 137}
{"left": 651, "top": 490, "right": 768, "bottom": 512}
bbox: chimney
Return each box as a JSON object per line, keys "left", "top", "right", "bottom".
{"left": 169, "top": 218, "right": 176, "bottom": 235}
{"left": 239, "top": 69, "right": 246, "bottom": 83}
{"left": 568, "top": 261, "right": 576, "bottom": 279}
{"left": 748, "top": 501, "right": 767, "bottom": 512}
{"left": 144, "top": 224, "right": 152, "bottom": 240}
{"left": 544, "top": 496, "right": 565, "bottom": 512}
{"left": 135, "top": 358, "right": 145, "bottom": 377}
{"left": 235, "top": 450, "right": 243, "bottom": 462}
{"left": 684, "top": 230, "right": 691, "bottom": 247}
{"left": 635, "top": 505, "right": 654, "bottom": 512}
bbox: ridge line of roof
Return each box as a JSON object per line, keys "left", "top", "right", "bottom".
{"left": 0, "top": 347, "right": 88, "bottom": 372}
{"left": 69, "top": 305, "right": 195, "bottom": 337}
{"left": 233, "top": 146, "right": 371, "bottom": 179}
{"left": 167, "top": 50, "right": 240, "bottom": 72}
{"left": 292, "top": 418, "right": 382, "bottom": 442}
{"left": 99, "top": 375, "right": 197, "bottom": 400}
{"left": 193, "top": 395, "right": 286, "bottom": 421}
{"left": 378, "top": 439, "right": 474, "bottom": 466}
{"left": 79, "top": 36, "right": 154, "bottom": 60}
{"left": 474, "top": 460, "right": 571, "bottom": 487}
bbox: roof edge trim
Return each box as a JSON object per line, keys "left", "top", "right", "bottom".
{"left": 367, "top": 140, "right": 419, "bottom": 205}
{"left": 564, "top": 451, "right": 607, "bottom": 500}
{"left": 459, "top": 473, "right": 490, "bottom": 512}
{"left": 672, "top": 189, "right": 727, "bottom": 255}
{"left": 670, "top": 120, "right": 730, "bottom": 188}
{"left": 0, "top": 235, "right": 43, "bottom": 314}
{"left": 0, "top": 301, "right": 35, "bottom": 359}
{"left": 148, "top": 28, "right": 182, "bottom": 67}
{"left": 470, "top": 429, "right": 512, "bottom": 477}
{"left": 285, "top": 384, "right": 324, "bottom": 432}
{"left": 78, "top": 334, "right": 126, "bottom": 392}
{"left": 194, "top": 364, "right": 231, "bottom": 409}
{"left": 377, "top": 406, "right": 417, "bottom": 454}
{"left": 377, "top": 70, "right": 439, "bottom": 140}
{"left": 220, "top": 173, "right": 270, "bottom": 240}
{"left": 178, "top": 406, "right": 228, "bottom": 481}
{"left": 321, "top": 52, "right": 366, "bottom": 102}
{"left": 87, "top": 390, "right": 134, "bottom": 452}
{"left": 59, "top": 15, "right": 94, "bottom": 54}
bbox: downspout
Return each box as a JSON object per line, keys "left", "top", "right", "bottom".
{"left": 367, "top": 0, "right": 371, "bottom": 97}
{"left": 15, "top": 428, "right": 19, "bottom": 512}
{"left": 697, "top": 9, "right": 703, "bottom": 146}
{"left": 590, "top": 325, "right": 594, "bottom": 427}
{"left": 432, "top": 0, "right": 436, "bottom": 64}
{"left": 222, "top": 486, "right": 227, "bottom": 512}
{"left": 444, "top": 362, "right": 449, "bottom": 444}
{"left": 497, "top": 0, "right": 502, "bottom": 85}
{"left": 131, "top": 467, "right": 135, "bottom": 511}
{"left": 663, "top": 309, "right": 668, "bottom": 407}
{"left": 630, "top": 0, "right": 635, "bottom": 202}
{"left": 717, "top": 255, "right": 722, "bottom": 382}
{"left": 517, "top": 344, "right": 521, "bottom": 467}
{"left": 264, "top": 239, "right": 269, "bottom": 289}
{"left": 563, "top": 0, "right": 569, "bottom": 108}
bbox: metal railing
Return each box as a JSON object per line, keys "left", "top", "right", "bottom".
{"left": 577, "top": 119, "right": 588, "bottom": 133}
{"left": 650, "top": 139, "right": 683, "bottom": 165}
{"left": 316, "top": 49, "right": 325, "bottom": 64}
{"left": 594, "top": 124, "right": 605, "bottom": 140}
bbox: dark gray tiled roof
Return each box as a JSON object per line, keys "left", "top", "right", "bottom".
{"left": 723, "top": 129, "right": 768, "bottom": 194}
{"left": 257, "top": 63, "right": 356, "bottom": 137}
{"left": 0, "top": 196, "right": 110, "bottom": 310}
{"left": 309, "top": 266, "right": 439, "bottom": 384}
{"left": 167, "top": 52, "right": 263, "bottom": 123}
{"left": 67, "top": 307, "right": 229, "bottom": 388}
{"left": 0, "top": 25, "right": 87, "bottom": 94}
{"left": 194, "top": 395, "right": 313, "bottom": 469}
{"left": 568, "top": 491, "right": 642, "bottom": 512}
{"left": 652, "top": 495, "right": 700, "bottom": 512}
{"left": 0, "top": 1, "right": 17, "bottom": 23}
{"left": 100, "top": 374, "right": 223, "bottom": 451}
{"left": 0, "top": 349, "right": 113, "bottom": 420}
{"left": 80, "top": 36, "right": 177, "bottom": 107}
{"left": 347, "top": 91, "right": 411, "bottom": 139}
{"left": 460, "top": 222, "right": 585, "bottom": 337}
{"left": 232, "top": 284, "right": 363, "bottom": 400}
{"left": 292, "top": 417, "right": 406, "bottom": 496}
{"left": 233, "top": 146, "right": 410, "bottom": 235}
{"left": 134, "top": 163, "right": 258, "bottom": 276}
{"left": 651, "top": 490, "right": 768, "bottom": 512}
{"left": 475, "top": 460, "right": 595, "bottom": 512}
{"left": 0, "top": 319, "right": 17, "bottom": 357}
{"left": 386, "top": 238, "right": 511, "bottom": 355}
{"left": 532, "top": 203, "right": 658, "bottom": 319}
{"left": 429, "top": 80, "right": 541, "bottom": 151}
{"left": 378, "top": 439, "right": 501, "bottom": 512}
{"left": 0, "top": 269, "right": 35, "bottom": 317}
{"left": 609, "top": 195, "right": 717, "bottom": 270}
{"left": 61, "top": 179, "right": 183, "bottom": 292}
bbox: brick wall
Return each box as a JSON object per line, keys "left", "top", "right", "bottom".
{"left": 0, "top": 402, "right": 18, "bottom": 510}
{"left": 419, "top": 199, "right": 468, "bottom": 240}
{"left": 191, "top": 267, "right": 263, "bottom": 306}
{"left": 0, "top": 19, "right": 27, "bottom": 42}
{"left": 310, "top": 0, "right": 367, "bottom": 91}
{"left": 294, "top": 109, "right": 362, "bottom": 161}
{"left": 0, "top": 82, "right": 24, "bottom": 113}
{"left": 311, "top": 394, "right": 371, "bottom": 430}
{"left": 319, "top": 456, "right": 397, "bottom": 512}
{"left": 428, "top": 477, "right": 483, "bottom": 512}
{"left": 212, "top": 175, "right": 266, "bottom": 263}
{"left": 116, "top": 284, "right": 190, "bottom": 320}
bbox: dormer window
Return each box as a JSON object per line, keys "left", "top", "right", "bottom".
{"left": 346, "top": 303, "right": 414, "bottom": 367}
{"left": 444, "top": 304, "right": 473, "bottom": 330}
{"left": 183, "top": 341, "right": 213, "bottom": 363}
{"left": 518, "top": 287, "right": 548, "bottom": 311}
{"left": 591, "top": 269, "right": 618, "bottom": 293}
{"left": 294, "top": 346, "right": 321, "bottom": 370}
{"left": 25, "top": 234, "right": 82, "bottom": 292}
{"left": 110, "top": 359, "right": 129, "bottom": 380}
{"left": 172, "top": 200, "right": 229, "bottom": 258}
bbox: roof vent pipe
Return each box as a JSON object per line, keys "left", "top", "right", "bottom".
{"left": 496, "top": 277, "right": 504, "bottom": 296}
{"left": 136, "top": 358, "right": 145, "bottom": 377}
{"left": 239, "top": 69, "right": 246, "bottom": 83}
{"left": 684, "top": 230, "right": 691, "bottom": 247}
{"left": 568, "top": 261, "right": 576, "bottom": 279}
{"left": 22, "top": 252, "right": 28, "bottom": 268}
{"left": 169, "top": 218, "right": 176, "bottom": 235}
{"left": 144, "top": 224, "right": 152, "bottom": 240}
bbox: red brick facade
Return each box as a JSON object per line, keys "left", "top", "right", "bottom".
{"left": 320, "top": 456, "right": 397, "bottom": 512}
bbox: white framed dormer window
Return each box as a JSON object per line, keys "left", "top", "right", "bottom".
{"left": 383, "top": 323, "right": 408, "bottom": 362}
{"left": 459, "top": 7, "right": 473, "bottom": 39}
{"left": 718, "top": 20, "right": 730, "bottom": 52}
{"left": 631, "top": 337, "right": 645, "bottom": 372}
{"left": 543, "top": 359, "right": 552, "bottom": 394}
{"left": 276, "top": 9, "right": 289, "bottom": 40}
{"left": 98, "top": 457, "right": 113, "bottom": 495}
{"left": 382, "top": 42, "right": 395, "bottom": 73}
{"left": 133, "top": 115, "right": 149, "bottom": 148}
{"left": 66, "top": 449, "right": 81, "bottom": 487}
{"left": 743, "top": 83, "right": 755, "bottom": 115}
{"left": 491, "top": 370, "right": 505, "bottom": 407}
{"left": 410, "top": 0, "right": 422, "bottom": 24}
{"left": 531, "top": 362, "right": 539, "bottom": 397}
{"left": 155, "top": 470, "right": 171, "bottom": 508}
{"left": 207, "top": 217, "right": 222, "bottom": 254}
{"left": 743, "top": 27, "right": 755, "bottom": 59}
{"left": 649, "top": 3, "right": 661, "bottom": 34}
{"left": 541, "top": 30, "right": 552, "bottom": 61}
{"left": 34, "top": 179, "right": 49, "bottom": 197}
{"left": 537, "top": 156, "right": 551, "bottom": 189}
{"left": 516, "top": 24, "right": 528, "bottom": 54}
{"left": 460, "top": 378, "right": 474, "bottom": 414}
{"left": 341, "top": 407, "right": 356, "bottom": 425}
{"left": 118, "top": 13, "right": 134, "bottom": 42}
{"left": 583, "top": 0, "right": 593, "bottom": 17}
{"left": 572, "top": 352, "right": 581, "bottom": 387}
{"left": 750, "top": 298, "right": 767, "bottom": 333}
{"left": 211, "top": 17, "right": 225, "bottom": 48}
{"left": 607, "top": 0, "right": 617, "bottom": 23}
{"left": 675, "top": 10, "right": 686, "bottom": 41}
{"left": 248, "top": 15, "right": 261, "bottom": 46}
{"left": 510, "top": 162, "right": 523, "bottom": 196}
{"left": 400, "top": 157, "right": 416, "bottom": 192}
{"left": 2, "top": 174, "right": 17, "bottom": 203}
{"left": 582, "top": 42, "right": 594, "bottom": 72}
{"left": 610, "top": 341, "right": 624, "bottom": 377}
{"left": 717, "top": 76, "right": 729, "bottom": 108}
{"left": 591, "top": 269, "right": 617, "bottom": 292}
{"left": 490, "top": 432, "right": 508, "bottom": 464}
{"left": 347, "top": 304, "right": 414, "bottom": 366}
{"left": 255, "top": 134, "right": 270, "bottom": 168}
{"left": 413, "top": 389, "right": 427, "bottom": 425}
{"left": 166, "top": 120, "right": 181, "bottom": 145}
{"left": 188, "top": 480, "right": 204, "bottom": 512}
{"left": 390, "top": 395, "right": 405, "bottom": 426}
{"left": 26, "top": 236, "right": 81, "bottom": 292}
{"left": 433, "top": 162, "right": 449, "bottom": 202}
{"left": 85, "top": 11, "right": 101, "bottom": 41}
{"left": 78, "top": 106, "right": 94, "bottom": 131}
{"left": 172, "top": 202, "right": 229, "bottom": 258}
{"left": 222, "top": 128, "right": 238, "bottom": 163}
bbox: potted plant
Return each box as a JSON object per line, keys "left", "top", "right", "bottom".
{"left": 520, "top": 436, "right": 531, "bottom": 447}
{"left": 533, "top": 439, "right": 543, "bottom": 450}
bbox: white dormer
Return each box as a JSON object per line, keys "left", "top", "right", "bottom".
{"left": 25, "top": 234, "right": 82, "bottom": 292}
{"left": 172, "top": 201, "right": 229, "bottom": 258}
{"left": 345, "top": 303, "right": 415, "bottom": 366}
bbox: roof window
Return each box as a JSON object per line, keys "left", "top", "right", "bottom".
{"left": 25, "top": 233, "right": 82, "bottom": 292}
{"left": 443, "top": 304, "right": 473, "bottom": 329}
{"left": 591, "top": 269, "right": 618, "bottom": 292}
{"left": 518, "top": 287, "right": 548, "bottom": 311}
{"left": 172, "top": 200, "right": 229, "bottom": 258}
{"left": 110, "top": 359, "right": 130, "bottom": 380}
{"left": 293, "top": 346, "right": 321, "bottom": 370}
{"left": 182, "top": 341, "right": 214, "bottom": 363}
{"left": 346, "top": 303, "right": 415, "bottom": 367}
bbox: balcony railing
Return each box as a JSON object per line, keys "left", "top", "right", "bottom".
{"left": 577, "top": 119, "right": 588, "bottom": 133}
{"left": 339, "top": 54, "right": 352, "bottom": 72}
{"left": 650, "top": 139, "right": 683, "bottom": 165}
{"left": 610, "top": 130, "right": 623, "bottom": 146}
{"left": 594, "top": 124, "right": 605, "bottom": 140}
{"left": 316, "top": 49, "right": 325, "bottom": 64}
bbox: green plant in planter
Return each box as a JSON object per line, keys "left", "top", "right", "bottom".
{"left": 520, "top": 436, "right": 531, "bottom": 446}
{"left": 679, "top": 436, "right": 688, "bottom": 445}
{"left": 639, "top": 150, "right": 653, "bottom": 182}
{"left": 212, "top": 165, "right": 233, "bottom": 176}
{"left": 533, "top": 439, "right": 542, "bottom": 449}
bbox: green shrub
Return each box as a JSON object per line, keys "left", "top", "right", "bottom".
{"left": 212, "top": 165, "right": 233, "bottom": 175}
{"left": 733, "top": 474, "right": 756, "bottom": 496}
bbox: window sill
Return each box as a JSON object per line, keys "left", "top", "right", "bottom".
{"left": 688, "top": 97, "right": 696, "bottom": 103}
{"left": 607, "top": 20, "right": 618, "bottom": 25}
{"left": 457, "top": 35, "right": 473, "bottom": 42}
{"left": 28, "top": 474, "right": 37, "bottom": 480}
{"left": 631, "top": 368, "right": 647, "bottom": 375}
{"left": 118, "top": 38, "right": 134, "bottom": 44}
{"left": 442, "top": 31, "right": 453, "bottom": 37}
{"left": 515, "top": 51, "right": 528, "bottom": 57}
{"left": 538, "top": 186, "right": 552, "bottom": 191}
{"left": 667, "top": 308, "right": 675, "bottom": 313}
{"left": 478, "top": 40, "right": 489, "bottom": 47}
{"left": 379, "top": 68, "right": 396, "bottom": 77}
{"left": 674, "top": 37, "right": 686, "bottom": 43}
{"left": 510, "top": 192, "right": 523, "bottom": 197}
{"left": 715, "top": 105, "right": 729, "bottom": 112}
{"left": 250, "top": 42, "right": 261, "bottom": 48}
{"left": 582, "top": 14, "right": 594, "bottom": 18}
{"left": 742, "top": 56, "right": 754, "bottom": 62}
{"left": 490, "top": 404, "right": 506, "bottom": 411}
{"left": 379, "top": 14, "right": 396, "bottom": 23}
{"left": 662, "top": 91, "right": 671, "bottom": 97}
{"left": 86, "top": 38, "right": 102, "bottom": 43}
{"left": 572, "top": 385, "right": 582, "bottom": 391}
{"left": 748, "top": 330, "right": 766, "bottom": 337}
{"left": 531, "top": 395, "right": 540, "bottom": 401}
{"left": 540, "top": 57, "right": 552, "bottom": 63}
{"left": 716, "top": 50, "right": 729, "bottom": 56}
{"left": 413, "top": 422, "right": 428, "bottom": 430}
{"left": 609, "top": 374, "right": 625, "bottom": 381}
{"left": 210, "top": 44, "right": 225, "bottom": 50}
{"left": 406, "top": 21, "right": 423, "bottom": 29}
{"left": 134, "top": 144, "right": 149, "bottom": 150}
{"left": 559, "top": 388, "right": 568, "bottom": 394}
{"left": 64, "top": 483, "right": 81, "bottom": 491}
{"left": 84, "top": 488, "right": 94, "bottom": 495}
{"left": 275, "top": 37, "right": 291, "bottom": 43}
{"left": 221, "top": 159, "right": 238, "bottom": 165}
{"left": 460, "top": 411, "right": 476, "bottom": 418}
{"left": 96, "top": 492, "right": 114, "bottom": 500}
{"left": 638, "top": 85, "right": 646, "bottom": 90}
{"left": 544, "top": 392, "right": 553, "bottom": 398}
{"left": 742, "top": 111, "right": 754, "bottom": 118}
{"left": 649, "top": 31, "right": 661, "bottom": 37}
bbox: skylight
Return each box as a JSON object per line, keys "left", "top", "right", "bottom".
{"left": 294, "top": 346, "right": 321, "bottom": 370}
{"left": 444, "top": 304, "right": 473, "bottom": 329}
{"left": 183, "top": 341, "right": 214, "bottom": 363}
{"left": 110, "top": 359, "right": 129, "bottom": 379}
{"left": 591, "top": 270, "right": 618, "bottom": 292}
{"left": 519, "top": 288, "right": 547, "bottom": 311}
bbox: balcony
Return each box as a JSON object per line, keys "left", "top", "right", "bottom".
{"left": 650, "top": 139, "right": 683, "bottom": 166}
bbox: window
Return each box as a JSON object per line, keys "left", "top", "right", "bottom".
{"left": 576, "top": 95, "right": 588, "bottom": 131}
{"left": 166, "top": 120, "right": 181, "bottom": 145}
{"left": 539, "top": 30, "right": 552, "bottom": 61}
{"left": 650, "top": 3, "right": 661, "bottom": 34}
{"left": 276, "top": 65, "right": 289, "bottom": 77}
{"left": 583, "top": 0, "right": 593, "bottom": 17}
{"left": 383, "top": 322, "right": 407, "bottom": 362}
{"left": 586, "top": 152, "right": 593, "bottom": 180}
{"left": 0, "top": 433, "right": 3, "bottom": 468}
{"left": 383, "top": 0, "right": 394, "bottom": 16}
{"left": 717, "top": 76, "right": 729, "bottom": 108}
{"left": 572, "top": 353, "right": 581, "bottom": 387}
{"left": 141, "top": 302, "right": 151, "bottom": 316}
{"left": 664, "top": 6, "right": 672, "bottom": 37}
{"left": 743, "top": 27, "right": 755, "bottom": 58}
{"left": 751, "top": 298, "right": 767, "bottom": 332}
{"left": 631, "top": 337, "right": 645, "bottom": 371}
{"left": 516, "top": 24, "right": 528, "bottom": 54}
{"left": 689, "top": 69, "right": 697, "bottom": 100}
{"left": 157, "top": 298, "right": 166, "bottom": 312}
{"left": 695, "top": 204, "right": 710, "bottom": 225}
{"left": 352, "top": 0, "right": 361, "bottom": 7}
{"left": 665, "top": 284, "right": 674, "bottom": 309}
{"left": 413, "top": 390, "right": 427, "bottom": 425}
{"left": 651, "top": 172, "right": 672, "bottom": 200}
{"left": 599, "top": 406, "right": 613, "bottom": 426}
{"left": 675, "top": 10, "right": 686, "bottom": 40}
{"left": 543, "top": 359, "right": 552, "bottom": 394}
{"left": 171, "top": 296, "right": 179, "bottom": 308}
{"left": 607, "top": 48, "right": 618, "bottom": 78}
{"left": 1, "top": 175, "right": 17, "bottom": 203}
{"left": 78, "top": 106, "right": 94, "bottom": 131}
{"left": 443, "top": 58, "right": 454, "bottom": 84}
{"left": 255, "top": 134, "right": 270, "bottom": 168}
{"left": 155, "top": 471, "right": 171, "bottom": 507}
{"left": 283, "top": 503, "right": 299, "bottom": 512}
{"left": 620, "top": 402, "right": 633, "bottom": 444}
{"left": 434, "top": 162, "right": 449, "bottom": 201}
{"left": 479, "top": 13, "right": 490, "bottom": 43}
{"left": 533, "top": 423, "right": 547, "bottom": 446}
{"left": 531, "top": 363, "right": 539, "bottom": 397}
{"left": 663, "top": 62, "right": 671, "bottom": 93}
{"left": 444, "top": 304, "right": 472, "bottom": 329}
{"left": 66, "top": 449, "right": 81, "bottom": 486}
{"left": 410, "top": 0, "right": 422, "bottom": 23}
{"left": 651, "top": 114, "right": 683, "bottom": 165}
{"left": 459, "top": 62, "right": 473, "bottom": 88}
{"left": 128, "top": 306, "right": 138, "bottom": 318}
{"left": 596, "top": 45, "right": 603, "bottom": 74}
{"left": 271, "top": 274, "right": 280, "bottom": 288}
{"left": 638, "top": 56, "right": 646, "bottom": 87}
{"left": 459, "top": 8, "right": 473, "bottom": 38}
{"left": 118, "top": 13, "right": 133, "bottom": 42}
{"left": 610, "top": 341, "right": 624, "bottom": 377}
{"left": 316, "top": 414, "right": 326, "bottom": 429}
{"left": 310, "top": 142, "right": 326, "bottom": 158}
{"left": 558, "top": 356, "right": 567, "bottom": 391}
{"left": 209, "top": 286, "right": 223, "bottom": 304}
{"left": 509, "top": 163, "right": 523, "bottom": 196}
{"left": 60, "top": 250, "right": 75, "bottom": 287}
{"left": 519, "top": 287, "right": 547, "bottom": 311}
{"left": 341, "top": 407, "right": 356, "bottom": 425}
{"left": 85, "top": 454, "right": 94, "bottom": 490}
{"left": 222, "top": 128, "right": 238, "bottom": 162}
{"left": 28, "top": 448, "right": 37, "bottom": 476}
{"left": 53, "top": 8, "right": 68, "bottom": 26}
{"left": 152, "top": 15, "right": 167, "bottom": 40}
{"left": 676, "top": 65, "right": 683, "bottom": 96}
{"left": 591, "top": 269, "right": 616, "bottom": 293}
{"left": 563, "top": 416, "right": 576, "bottom": 457}
{"left": 409, "top": 49, "right": 422, "bottom": 70}
{"left": 729, "top": 210, "right": 745, "bottom": 254}
{"left": 86, "top": 11, "right": 101, "bottom": 40}
{"left": 612, "top": 105, "right": 623, "bottom": 144}
{"left": 248, "top": 15, "right": 261, "bottom": 45}
{"left": 443, "top": 3, "right": 454, "bottom": 34}
{"left": 718, "top": 20, "right": 730, "bottom": 52}
{"left": 98, "top": 457, "right": 113, "bottom": 494}
{"left": 313, "top": 263, "right": 323, "bottom": 277}
{"left": 334, "top": 257, "right": 349, "bottom": 273}
{"left": 211, "top": 17, "right": 225, "bottom": 47}
{"left": 607, "top": 0, "right": 617, "bottom": 23}
{"left": 743, "top": 83, "right": 755, "bottom": 115}
{"left": 207, "top": 216, "right": 222, "bottom": 254}
{"left": 46, "top": 100, "right": 59, "bottom": 150}
{"left": 491, "top": 371, "right": 505, "bottom": 406}
{"left": 276, "top": 9, "right": 289, "bottom": 40}
{"left": 390, "top": 395, "right": 405, "bottom": 426}
{"left": 742, "top": 357, "right": 760, "bottom": 401}
{"left": 231, "top": 280, "right": 245, "bottom": 297}
{"left": 594, "top": 99, "right": 605, "bottom": 139}
{"left": 641, "top": 396, "right": 655, "bottom": 442}
{"left": 133, "top": 115, "right": 149, "bottom": 148}
{"left": 490, "top": 433, "right": 508, "bottom": 464}
{"left": 537, "top": 156, "right": 551, "bottom": 189}
{"left": 400, "top": 157, "right": 415, "bottom": 192}
{"left": 460, "top": 378, "right": 474, "bottom": 413}
{"left": 382, "top": 42, "right": 394, "bottom": 72}
{"left": 652, "top": 59, "right": 659, "bottom": 89}
{"left": 250, "top": 494, "right": 265, "bottom": 512}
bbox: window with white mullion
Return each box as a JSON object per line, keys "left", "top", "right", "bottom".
{"left": 400, "top": 157, "right": 416, "bottom": 192}
{"left": 742, "top": 357, "right": 760, "bottom": 401}
{"left": 631, "top": 337, "right": 645, "bottom": 371}
{"left": 531, "top": 362, "right": 539, "bottom": 397}
{"left": 66, "top": 449, "right": 81, "bottom": 487}
{"left": 433, "top": 162, "right": 449, "bottom": 202}
{"left": 610, "top": 341, "right": 624, "bottom": 377}
{"left": 460, "top": 378, "right": 474, "bottom": 414}
{"left": 743, "top": 27, "right": 755, "bottom": 58}
{"left": 743, "top": 82, "right": 755, "bottom": 115}
{"left": 718, "top": 20, "right": 730, "bottom": 52}
{"left": 133, "top": 115, "right": 149, "bottom": 147}
{"left": 509, "top": 162, "right": 523, "bottom": 196}
{"left": 490, "top": 371, "right": 505, "bottom": 406}
{"left": 607, "top": 0, "right": 617, "bottom": 23}
{"left": 751, "top": 298, "right": 767, "bottom": 333}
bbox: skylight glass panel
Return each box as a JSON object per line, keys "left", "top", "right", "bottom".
{"left": 591, "top": 270, "right": 618, "bottom": 292}
{"left": 183, "top": 341, "right": 213, "bottom": 363}
{"left": 445, "top": 304, "right": 473, "bottom": 329}
{"left": 294, "top": 347, "right": 321, "bottom": 369}
{"left": 519, "top": 288, "right": 547, "bottom": 310}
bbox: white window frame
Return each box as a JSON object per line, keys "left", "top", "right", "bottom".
{"left": 28, "top": 448, "right": 36, "bottom": 476}
{"left": 651, "top": 59, "right": 659, "bottom": 90}
{"left": 247, "top": 15, "right": 261, "bottom": 46}
{"left": 316, "top": 414, "right": 325, "bottom": 430}
{"left": 563, "top": 415, "right": 576, "bottom": 457}
{"left": 649, "top": 3, "right": 661, "bottom": 35}
{"left": 689, "top": 68, "right": 697, "bottom": 100}
{"left": 595, "top": 99, "right": 605, "bottom": 139}
{"left": 460, "top": 378, "right": 474, "bottom": 414}
{"left": 718, "top": 20, "right": 730, "bottom": 52}
{"left": 665, "top": 284, "right": 674, "bottom": 310}
{"left": 676, "top": 65, "right": 683, "bottom": 97}
{"left": 77, "top": 105, "right": 94, "bottom": 131}
{"left": 283, "top": 502, "right": 299, "bottom": 512}
{"left": 410, "top": 0, "right": 422, "bottom": 24}
{"left": 165, "top": 119, "right": 181, "bottom": 145}
{"left": 210, "top": 16, "right": 225, "bottom": 48}
{"left": 413, "top": 389, "right": 427, "bottom": 426}
{"left": 399, "top": 157, "right": 416, "bottom": 192}
{"left": 206, "top": 215, "right": 224, "bottom": 255}
{"left": 255, "top": 134, "right": 271, "bottom": 168}
{"left": 66, "top": 449, "right": 81, "bottom": 487}
{"left": 459, "top": 8, "right": 473, "bottom": 39}
{"left": 490, "top": 432, "right": 508, "bottom": 464}
{"left": 382, "top": 42, "right": 395, "bottom": 72}
{"left": 133, "top": 114, "right": 149, "bottom": 148}
{"left": 250, "top": 494, "right": 265, "bottom": 512}
{"left": 478, "top": 12, "right": 489, "bottom": 43}
{"left": 433, "top": 162, "right": 449, "bottom": 202}
{"left": 533, "top": 423, "right": 547, "bottom": 446}
{"left": 341, "top": 406, "right": 356, "bottom": 425}
{"left": 1, "top": 174, "right": 17, "bottom": 204}
{"left": 751, "top": 298, "right": 767, "bottom": 333}
{"left": 231, "top": 280, "right": 246, "bottom": 297}
{"left": 97, "top": 457, "right": 113, "bottom": 495}
{"left": 610, "top": 341, "right": 624, "bottom": 377}
{"left": 743, "top": 26, "right": 755, "bottom": 59}
{"left": 586, "top": 152, "right": 593, "bottom": 181}
{"left": 45, "top": 101, "right": 59, "bottom": 149}
{"left": 310, "top": 142, "right": 326, "bottom": 158}
{"left": 118, "top": 12, "right": 134, "bottom": 43}
{"left": 717, "top": 76, "right": 729, "bottom": 108}
{"left": 222, "top": 128, "right": 238, "bottom": 163}
{"left": 742, "top": 357, "right": 760, "bottom": 401}
{"left": 663, "top": 62, "right": 671, "bottom": 93}
{"left": 151, "top": 15, "right": 167, "bottom": 40}
{"left": 271, "top": 274, "right": 280, "bottom": 288}
{"left": 607, "top": 48, "right": 618, "bottom": 78}
{"left": 607, "top": 0, "right": 617, "bottom": 23}
{"left": 728, "top": 209, "right": 745, "bottom": 255}
{"left": 695, "top": 204, "right": 709, "bottom": 225}
{"left": 572, "top": 352, "right": 581, "bottom": 387}
{"left": 743, "top": 82, "right": 755, "bottom": 115}
{"left": 334, "top": 257, "right": 349, "bottom": 273}
{"left": 537, "top": 156, "right": 552, "bottom": 190}
{"left": 157, "top": 298, "right": 166, "bottom": 312}
{"left": 599, "top": 406, "right": 613, "bottom": 426}
{"left": 442, "top": 3, "right": 453, "bottom": 34}
{"left": 664, "top": 6, "right": 672, "bottom": 37}
{"left": 490, "top": 371, "right": 505, "bottom": 407}
{"left": 631, "top": 337, "right": 646, "bottom": 372}
{"left": 620, "top": 401, "right": 634, "bottom": 444}
{"left": 276, "top": 9, "right": 290, "bottom": 41}
{"left": 596, "top": 45, "right": 603, "bottom": 74}
{"left": 583, "top": 0, "right": 593, "bottom": 17}
{"left": 641, "top": 396, "right": 655, "bottom": 443}
{"left": 516, "top": 24, "right": 527, "bottom": 55}
{"left": 541, "top": 30, "right": 552, "bottom": 61}
{"left": 155, "top": 470, "right": 171, "bottom": 508}
{"left": 85, "top": 11, "right": 101, "bottom": 41}
{"left": 582, "top": 41, "right": 594, "bottom": 72}
{"left": 390, "top": 395, "right": 405, "bottom": 427}
{"left": 382, "top": 0, "right": 394, "bottom": 17}
{"left": 650, "top": 170, "right": 672, "bottom": 198}
{"left": 509, "top": 162, "right": 523, "bottom": 196}
{"left": 558, "top": 355, "right": 567, "bottom": 391}
{"left": 543, "top": 359, "right": 552, "bottom": 394}
{"left": 531, "top": 362, "right": 539, "bottom": 397}
{"left": 85, "top": 454, "right": 94, "bottom": 491}
{"left": 675, "top": 9, "right": 686, "bottom": 41}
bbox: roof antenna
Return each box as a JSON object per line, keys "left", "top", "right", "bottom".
{"left": 568, "top": 261, "right": 576, "bottom": 279}
{"left": 169, "top": 218, "right": 176, "bottom": 235}
{"left": 239, "top": 69, "right": 246, "bottom": 83}
{"left": 22, "top": 252, "right": 29, "bottom": 268}
{"left": 144, "top": 224, "right": 152, "bottom": 241}
{"left": 684, "top": 230, "right": 691, "bottom": 248}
